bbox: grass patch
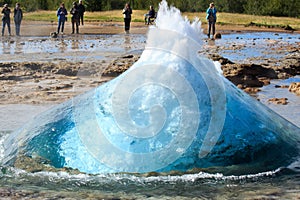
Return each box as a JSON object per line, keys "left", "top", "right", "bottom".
{"left": 24, "top": 10, "right": 57, "bottom": 22}
{"left": 24, "top": 10, "right": 300, "bottom": 30}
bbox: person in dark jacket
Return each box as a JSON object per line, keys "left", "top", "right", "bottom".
{"left": 78, "top": 0, "right": 85, "bottom": 26}
{"left": 56, "top": 3, "right": 67, "bottom": 34}
{"left": 206, "top": 2, "right": 217, "bottom": 39}
{"left": 1, "top": 4, "right": 11, "bottom": 36}
{"left": 122, "top": 3, "right": 132, "bottom": 34}
{"left": 145, "top": 5, "right": 155, "bottom": 25}
{"left": 70, "top": 2, "right": 80, "bottom": 34}
{"left": 13, "top": 3, "right": 23, "bottom": 36}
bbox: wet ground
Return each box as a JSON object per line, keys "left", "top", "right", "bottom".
{"left": 0, "top": 32, "right": 299, "bottom": 132}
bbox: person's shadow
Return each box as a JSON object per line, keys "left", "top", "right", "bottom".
{"left": 207, "top": 39, "right": 215, "bottom": 46}
{"left": 71, "top": 39, "right": 79, "bottom": 50}
{"left": 2, "top": 39, "right": 12, "bottom": 54}
{"left": 15, "top": 37, "right": 24, "bottom": 54}
{"left": 59, "top": 39, "right": 67, "bottom": 52}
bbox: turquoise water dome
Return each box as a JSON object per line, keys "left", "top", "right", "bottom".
{"left": 3, "top": 1, "right": 300, "bottom": 175}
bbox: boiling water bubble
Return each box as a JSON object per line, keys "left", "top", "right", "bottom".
{"left": 74, "top": 0, "right": 226, "bottom": 172}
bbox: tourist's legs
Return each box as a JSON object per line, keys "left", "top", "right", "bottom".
{"left": 124, "top": 18, "right": 131, "bottom": 32}
{"left": 2, "top": 21, "right": 5, "bottom": 36}
{"left": 76, "top": 20, "right": 79, "bottom": 33}
{"left": 15, "top": 22, "right": 20, "bottom": 36}
{"left": 208, "top": 22, "right": 212, "bottom": 38}
{"left": 147, "top": 17, "right": 150, "bottom": 25}
{"left": 212, "top": 22, "right": 216, "bottom": 36}
{"left": 57, "top": 20, "right": 61, "bottom": 33}
{"left": 71, "top": 21, "right": 75, "bottom": 33}
{"left": 61, "top": 20, "right": 65, "bottom": 33}
{"left": 7, "top": 20, "right": 11, "bottom": 35}
{"left": 80, "top": 14, "right": 84, "bottom": 25}
{"left": 144, "top": 14, "right": 148, "bottom": 24}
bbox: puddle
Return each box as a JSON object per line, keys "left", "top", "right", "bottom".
{"left": 0, "top": 34, "right": 146, "bottom": 62}
{"left": 258, "top": 76, "right": 300, "bottom": 127}
{"left": 205, "top": 32, "right": 300, "bottom": 64}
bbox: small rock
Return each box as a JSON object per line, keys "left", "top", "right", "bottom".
{"left": 268, "top": 97, "right": 288, "bottom": 105}
{"left": 289, "top": 82, "right": 300, "bottom": 95}
{"left": 237, "top": 84, "right": 243, "bottom": 89}
{"left": 244, "top": 87, "right": 261, "bottom": 94}
{"left": 214, "top": 32, "right": 222, "bottom": 39}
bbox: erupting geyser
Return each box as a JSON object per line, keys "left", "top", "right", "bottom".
{"left": 2, "top": 0, "right": 300, "bottom": 175}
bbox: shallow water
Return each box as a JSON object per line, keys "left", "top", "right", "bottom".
{"left": 0, "top": 34, "right": 145, "bottom": 63}
{"left": 258, "top": 76, "right": 300, "bottom": 128}
{"left": 209, "top": 32, "right": 300, "bottom": 64}
{"left": 0, "top": 30, "right": 300, "bottom": 199}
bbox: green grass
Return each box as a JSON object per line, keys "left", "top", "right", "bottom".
{"left": 24, "top": 10, "right": 300, "bottom": 30}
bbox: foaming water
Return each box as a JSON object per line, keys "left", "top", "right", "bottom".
{"left": 0, "top": 165, "right": 296, "bottom": 199}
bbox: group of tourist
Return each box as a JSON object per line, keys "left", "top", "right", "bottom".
{"left": 122, "top": 2, "right": 217, "bottom": 38}
{"left": 1, "top": 3, "right": 23, "bottom": 36}
{"left": 1, "top": 1, "right": 85, "bottom": 36}
{"left": 2, "top": 1, "right": 217, "bottom": 38}
{"left": 56, "top": 0, "right": 85, "bottom": 35}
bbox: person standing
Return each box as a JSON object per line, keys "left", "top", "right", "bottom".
{"left": 13, "top": 3, "right": 23, "bottom": 36}
{"left": 1, "top": 4, "right": 11, "bottom": 36}
{"left": 122, "top": 3, "right": 132, "bottom": 34}
{"left": 70, "top": 2, "right": 80, "bottom": 34}
{"left": 78, "top": 0, "right": 85, "bottom": 26}
{"left": 206, "top": 2, "right": 217, "bottom": 39}
{"left": 56, "top": 3, "right": 67, "bottom": 34}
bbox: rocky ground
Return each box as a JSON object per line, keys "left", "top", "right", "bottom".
{"left": 0, "top": 55, "right": 139, "bottom": 104}
{"left": 208, "top": 48, "right": 300, "bottom": 95}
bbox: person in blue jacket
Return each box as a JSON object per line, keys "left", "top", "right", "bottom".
{"left": 206, "top": 2, "right": 217, "bottom": 39}
{"left": 57, "top": 3, "right": 68, "bottom": 34}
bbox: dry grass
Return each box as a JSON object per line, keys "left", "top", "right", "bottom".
{"left": 24, "top": 10, "right": 300, "bottom": 30}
